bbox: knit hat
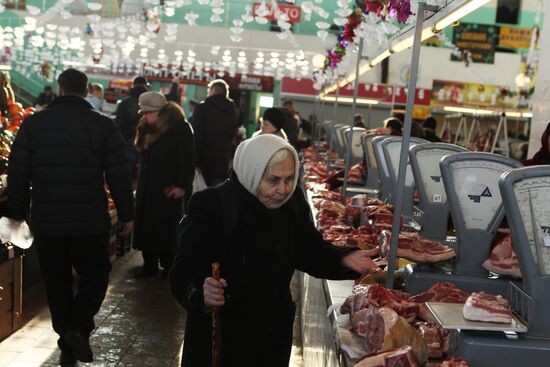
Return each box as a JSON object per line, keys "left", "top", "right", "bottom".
{"left": 233, "top": 134, "right": 299, "bottom": 203}
{"left": 139, "top": 91, "right": 167, "bottom": 113}
{"left": 262, "top": 108, "right": 287, "bottom": 131}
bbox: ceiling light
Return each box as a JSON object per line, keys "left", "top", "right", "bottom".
{"left": 434, "top": 0, "right": 491, "bottom": 32}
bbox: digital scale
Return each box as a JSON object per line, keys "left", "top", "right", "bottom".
{"left": 405, "top": 152, "right": 522, "bottom": 295}
{"left": 380, "top": 136, "right": 428, "bottom": 218}
{"left": 372, "top": 135, "right": 394, "bottom": 201}
{"left": 409, "top": 143, "right": 468, "bottom": 240}
{"left": 342, "top": 127, "right": 366, "bottom": 166}
{"left": 444, "top": 166, "right": 550, "bottom": 366}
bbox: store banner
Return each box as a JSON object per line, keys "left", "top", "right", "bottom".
{"left": 223, "top": 74, "right": 274, "bottom": 92}
{"left": 253, "top": 3, "right": 301, "bottom": 23}
{"left": 430, "top": 79, "right": 519, "bottom": 109}
{"left": 452, "top": 23, "right": 497, "bottom": 64}
{"left": 499, "top": 26, "right": 534, "bottom": 49}
{"left": 142, "top": 64, "right": 216, "bottom": 85}
{"left": 281, "top": 78, "right": 431, "bottom": 106}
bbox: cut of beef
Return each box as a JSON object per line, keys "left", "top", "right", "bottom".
{"left": 409, "top": 282, "right": 470, "bottom": 322}
{"left": 482, "top": 233, "right": 522, "bottom": 278}
{"left": 354, "top": 346, "right": 418, "bottom": 367}
{"left": 379, "top": 231, "right": 456, "bottom": 264}
{"left": 439, "top": 357, "right": 470, "bottom": 367}
{"left": 462, "top": 292, "right": 512, "bottom": 324}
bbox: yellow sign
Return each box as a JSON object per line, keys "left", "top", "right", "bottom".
{"left": 499, "top": 27, "right": 533, "bottom": 49}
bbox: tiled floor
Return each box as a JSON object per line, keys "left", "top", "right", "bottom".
{"left": 0, "top": 250, "right": 304, "bottom": 367}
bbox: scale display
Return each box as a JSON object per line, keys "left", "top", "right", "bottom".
{"left": 348, "top": 129, "right": 365, "bottom": 159}
{"left": 386, "top": 141, "right": 419, "bottom": 186}
{"left": 416, "top": 149, "right": 451, "bottom": 204}
{"left": 513, "top": 177, "right": 550, "bottom": 275}
{"left": 449, "top": 160, "right": 511, "bottom": 230}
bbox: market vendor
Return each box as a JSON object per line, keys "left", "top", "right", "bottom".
{"left": 170, "top": 134, "right": 377, "bottom": 367}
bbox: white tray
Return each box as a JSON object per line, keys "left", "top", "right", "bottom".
{"left": 425, "top": 302, "right": 528, "bottom": 333}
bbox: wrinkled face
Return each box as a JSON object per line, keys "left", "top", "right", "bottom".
{"left": 143, "top": 111, "right": 159, "bottom": 124}
{"left": 258, "top": 156, "right": 295, "bottom": 209}
{"left": 261, "top": 119, "right": 277, "bottom": 134}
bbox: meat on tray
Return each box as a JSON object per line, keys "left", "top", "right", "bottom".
{"left": 354, "top": 345, "right": 419, "bottom": 367}
{"left": 409, "top": 282, "right": 470, "bottom": 322}
{"left": 482, "top": 233, "right": 522, "bottom": 278}
{"left": 379, "top": 230, "right": 456, "bottom": 264}
{"left": 341, "top": 284, "right": 419, "bottom": 322}
{"left": 438, "top": 357, "right": 470, "bottom": 367}
{"left": 462, "top": 291, "right": 512, "bottom": 324}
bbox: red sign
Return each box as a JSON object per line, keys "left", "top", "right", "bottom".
{"left": 253, "top": 2, "right": 301, "bottom": 23}
{"left": 223, "top": 74, "right": 274, "bottom": 92}
{"left": 281, "top": 78, "right": 432, "bottom": 106}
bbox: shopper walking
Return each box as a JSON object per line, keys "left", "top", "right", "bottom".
{"left": 281, "top": 100, "right": 299, "bottom": 148}
{"left": 7, "top": 68, "right": 134, "bottom": 365}
{"left": 190, "top": 79, "right": 237, "bottom": 186}
{"left": 85, "top": 83, "right": 104, "bottom": 111}
{"left": 133, "top": 92, "right": 194, "bottom": 278}
{"left": 170, "top": 134, "right": 377, "bottom": 367}
{"left": 115, "top": 76, "right": 149, "bottom": 180}
{"left": 34, "top": 85, "right": 56, "bottom": 111}
{"left": 252, "top": 107, "right": 288, "bottom": 140}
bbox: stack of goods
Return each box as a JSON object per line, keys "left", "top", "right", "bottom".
{"left": 338, "top": 281, "right": 510, "bottom": 366}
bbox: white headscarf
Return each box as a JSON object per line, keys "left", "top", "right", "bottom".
{"left": 233, "top": 134, "right": 299, "bottom": 200}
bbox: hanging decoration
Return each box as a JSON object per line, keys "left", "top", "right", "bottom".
{"left": 85, "top": 23, "right": 94, "bottom": 36}
{"left": 40, "top": 61, "right": 51, "bottom": 79}
{"left": 324, "top": 5, "right": 362, "bottom": 70}
{"left": 362, "top": 0, "right": 411, "bottom": 23}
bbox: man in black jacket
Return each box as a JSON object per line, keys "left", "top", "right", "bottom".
{"left": 114, "top": 76, "right": 149, "bottom": 179}
{"left": 7, "top": 68, "right": 134, "bottom": 365}
{"left": 190, "top": 79, "right": 238, "bottom": 186}
{"left": 281, "top": 100, "right": 299, "bottom": 149}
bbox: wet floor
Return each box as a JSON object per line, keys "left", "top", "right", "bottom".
{"left": 0, "top": 250, "right": 304, "bottom": 367}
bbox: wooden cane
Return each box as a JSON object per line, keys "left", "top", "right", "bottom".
{"left": 211, "top": 262, "right": 222, "bottom": 367}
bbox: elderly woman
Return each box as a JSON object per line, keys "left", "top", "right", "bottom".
{"left": 252, "top": 107, "right": 288, "bottom": 140}
{"left": 170, "top": 134, "right": 377, "bottom": 367}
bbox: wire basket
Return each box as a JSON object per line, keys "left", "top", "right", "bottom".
{"left": 509, "top": 282, "right": 532, "bottom": 327}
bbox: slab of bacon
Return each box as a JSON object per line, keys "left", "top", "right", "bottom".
{"left": 379, "top": 231, "right": 456, "bottom": 264}
{"left": 482, "top": 233, "right": 522, "bottom": 278}
{"left": 462, "top": 292, "right": 512, "bottom": 324}
{"left": 409, "top": 282, "right": 470, "bottom": 322}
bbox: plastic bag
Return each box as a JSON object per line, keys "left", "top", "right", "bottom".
{"left": 0, "top": 217, "right": 34, "bottom": 249}
{"left": 192, "top": 169, "right": 207, "bottom": 193}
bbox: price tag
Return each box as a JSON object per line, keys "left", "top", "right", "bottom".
{"left": 433, "top": 194, "right": 442, "bottom": 203}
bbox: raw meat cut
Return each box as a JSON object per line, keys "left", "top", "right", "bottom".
{"left": 482, "top": 233, "right": 522, "bottom": 278}
{"left": 354, "top": 346, "right": 419, "bottom": 367}
{"left": 341, "top": 284, "right": 419, "bottom": 322}
{"left": 409, "top": 282, "right": 470, "bottom": 322}
{"left": 413, "top": 321, "right": 451, "bottom": 359}
{"left": 462, "top": 292, "right": 511, "bottom": 324}
{"left": 439, "top": 357, "right": 470, "bottom": 367}
{"left": 379, "top": 231, "right": 456, "bottom": 264}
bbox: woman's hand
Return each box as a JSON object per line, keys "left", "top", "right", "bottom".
{"left": 342, "top": 250, "right": 379, "bottom": 274}
{"left": 165, "top": 186, "right": 186, "bottom": 199}
{"left": 203, "top": 277, "right": 228, "bottom": 307}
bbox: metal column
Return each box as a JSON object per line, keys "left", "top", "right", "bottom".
{"left": 342, "top": 37, "right": 364, "bottom": 202}
{"left": 386, "top": 2, "right": 435, "bottom": 288}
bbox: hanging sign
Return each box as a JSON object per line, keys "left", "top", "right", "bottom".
{"left": 253, "top": 3, "right": 301, "bottom": 23}
{"left": 498, "top": 26, "right": 533, "bottom": 49}
{"left": 142, "top": 64, "right": 217, "bottom": 85}
{"left": 223, "top": 74, "right": 274, "bottom": 92}
{"left": 430, "top": 79, "right": 519, "bottom": 109}
{"left": 452, "top": 23, "right": 496, "bottom": 64}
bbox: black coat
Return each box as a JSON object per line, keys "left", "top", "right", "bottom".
{"left": 282, "top": 109, "right": 299, "bottom": 148}
{"left": 133, "top": 120, "right": 194, "bottom": 252}
{"left": 7, "top": 96, "right": 134, "bottom": 236}
{"left": 190, "top": 94, "right": 237, "bottom": 183}
{"left": 115, "top": 86, "right": 148, "bottom": 142}
{"left": 170, "top": 174, "right": 359, "bottom": 367}
{"left": 423, "top": 129, "right": 442, "bottom": 143}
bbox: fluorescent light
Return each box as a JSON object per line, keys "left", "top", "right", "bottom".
{"left": 391, "top": 35, "right": 414, "bottom": 53}
{"left": 322, "top": 96, "right": 379, "bottom": 105}
{"left": 522, "top": 112, "right": 533, "bottom": 118}
{"left": 63, "top": 61, "right": 81, "bottom": 66}
{"left": 369, "top": 49, "right": 391, "bottom": 67}
{"left": 434, "top": 0, "right": 491, "bottom": 32}
{"left": 259, "top": 95, "right": 274, "bottom": 108}
{"left": 0, "top": 65, "right": 12, "bottom": 71}
{"left": 505, "top": 112, "right": 522, "bottom": 118}
{"left": 443, "top": 106, "right": 494, "bottom": 114}
{"left": 359, "top": 63, "right": 372, "bottom": 74}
